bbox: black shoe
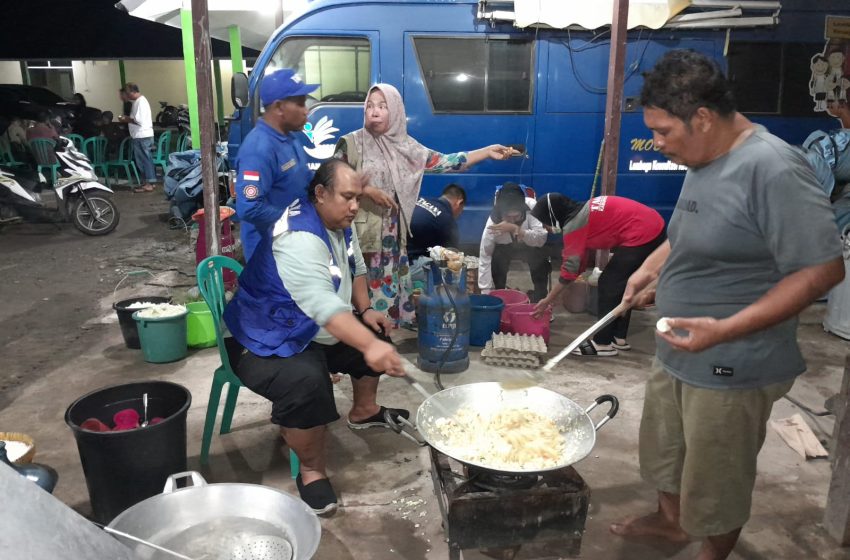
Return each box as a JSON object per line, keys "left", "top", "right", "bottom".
{"left": 347, "top": 406, "right": 410, "bottom": 430}
{"left": 295, "top": 474, "right": 338, "bottom": 516}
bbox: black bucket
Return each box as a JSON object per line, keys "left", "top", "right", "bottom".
{"left": 113, "top": 297, "right": 172, "bottom": 349}
{"left": 64, "top": 381, "right": 191, "bottom": 523}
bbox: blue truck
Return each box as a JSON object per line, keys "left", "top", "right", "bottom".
{"left": 229, "top": 0, "right": 850, "bottom": 243}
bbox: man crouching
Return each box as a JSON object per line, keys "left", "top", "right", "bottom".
{"left": 224, "top": 158, "right": 407, "bottom": 516}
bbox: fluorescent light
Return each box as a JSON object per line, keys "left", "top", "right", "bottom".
{"left": 456, "top": 73, "right": 469, "bottom": 82}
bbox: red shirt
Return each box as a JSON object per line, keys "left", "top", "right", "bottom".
{"left": 561, "top": 195, "right": 664, "bottom": 281}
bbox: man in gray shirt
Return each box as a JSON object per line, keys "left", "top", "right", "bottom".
{"left": 610, "top": 50, "right": 844, "bottom": 560}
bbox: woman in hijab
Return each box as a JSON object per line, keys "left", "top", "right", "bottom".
{"left": 531, "top": 193, "right": 666, "bottom": 356}
{"left": 334, "top": 83, "right": 516, "bottom": 326}
{"left": 478, "top": 182, "right": 550, "bottom": 301}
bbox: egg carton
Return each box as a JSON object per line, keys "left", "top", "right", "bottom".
{"left": 481, "top": 340, "right": 542, "bottom": 368}
{"left": 489, "top": 332, "right": 547, "bottom": 355}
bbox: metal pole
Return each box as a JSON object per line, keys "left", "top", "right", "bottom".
{"left": 190, "top": 0, "right": 221, "bottom": 257}
{"left": 597, "top": 0, "right": 629, "bottom": 269}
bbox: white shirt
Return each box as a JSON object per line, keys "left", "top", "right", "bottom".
{"left": 478, "top": 197, "right": 548, "bottom": 291}
{"left": 129, "top": 95, "right": 154, "bottom": 139}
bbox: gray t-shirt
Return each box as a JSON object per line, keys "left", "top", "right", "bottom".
{"left": 275, "top": 226, "right": 367, "bottom": 346}
{"left": 656, "top": 127, "right": 841, "bottom": 389}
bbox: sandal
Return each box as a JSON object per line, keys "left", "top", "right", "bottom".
{"left": 295, "top": 474, "right": 338, "bottom": 516}
{"left": 570, "top": 340, "right": 618, "bottom": 357}
{"left": 347, "top": 406, "right": 410, "bottom": 430}
{"left": 133, "top": 184, "right": 154, "bottom": 193}
{"left": 612, "top": 338, "right": 631, "bottom": 351}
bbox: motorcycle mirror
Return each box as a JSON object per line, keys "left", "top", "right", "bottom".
{"left": 231, "top": 73, "right": 249, "bottom": 109}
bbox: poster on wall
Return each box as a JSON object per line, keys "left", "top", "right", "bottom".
{"left": 809, "top": 15, "right": 850, "bottom": 122}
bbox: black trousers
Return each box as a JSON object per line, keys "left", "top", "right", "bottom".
{"left": 491, "top": 242, "right": 550, "bottom": 303}
{"left": 594, "top": 231, "right": 666, "bottom": 345}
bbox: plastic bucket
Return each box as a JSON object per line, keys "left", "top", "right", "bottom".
{"left": 490, "top": 289, "right": 529, "bottom": 333}
{"left": 469, "top": 294, "right": 504, "bottom": 346}
{"left": 508, "top": 303, "right": 551, "bottom": 343}
{"left": 113, "top": 297, "right": 172, "bottom": 349}
{"left": 64, "top": 381, "right": 191, "bottom": 523}
{"left": 132, "top": 309, "right": 188, "bottom": 363}
{"left": 186, "top": 301, "right": 216, "bottom": 348}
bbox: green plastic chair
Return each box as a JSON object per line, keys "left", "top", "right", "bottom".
{"left": 106, "top": 137, "right": 140, "bottom": 185}
{"left": 152, "top": 130, "right": 172, "bottom": 177}
{"left": 175, "top": 131, "right": 190, "bottom": 153}
{"left": 65, "top": 134, "right": 85, "bottom": 153}
{"left": 0, "top": 139, "right": 28, "bottom": 169}
{"left": 82, "top": 136, "right": 110, "bottom": 186}
{"left": 28, "top": 138, "right": 59, "bottom": 185}
{"left": 196, "top": 255, "right": 300, "bottom": 478}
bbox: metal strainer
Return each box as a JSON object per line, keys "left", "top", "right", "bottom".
{"left": 229, "top": 536, "right": 294, "bottom": 560}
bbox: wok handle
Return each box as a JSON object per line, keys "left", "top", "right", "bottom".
{"left": 383, "top": 408, "right": 427, "bottom": 446}
{"left": 162, "top": 471, "right": 208, "bottom": 494}
{"left": 584, "top": 395, "right": 619, "bottom": 431}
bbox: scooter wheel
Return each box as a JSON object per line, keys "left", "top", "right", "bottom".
{"left": 71, "top": 194, "right": 120, "bottom": 235}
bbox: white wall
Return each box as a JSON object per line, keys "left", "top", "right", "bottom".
{"left": 0, "top": 62, "right": 24, "bottom": 84}
{"left": 72, "top": 61, "right": 122, "bottom": 115}
{"left": 71, "top": 59, "right": 236, "bottom": 120}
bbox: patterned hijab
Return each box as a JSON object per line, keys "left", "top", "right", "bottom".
{"left": 349, "top": 84, "right": 429, "bottom": 236}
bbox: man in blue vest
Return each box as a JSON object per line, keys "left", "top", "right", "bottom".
{"left": 224, "top": 159, "right": 407, "bottom": 516}
{"left": 407, "top": 183, "right": 466, "bottom": 261}
{"left": 235, "top": 68, "right": 318, "bottom": 261}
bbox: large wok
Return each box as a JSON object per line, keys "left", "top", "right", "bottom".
{"left": 107, "top": 472, "right": 320, "bottom": 560}
{"left": 389, "top": 382, "right": 618, "bottom": 475}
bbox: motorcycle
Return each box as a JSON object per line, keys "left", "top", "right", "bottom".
{"left": 0, "top": 137, "right": 120, "bottom": 235}
{"left": 156, "top": 101, "right": 179, "bottom": 127}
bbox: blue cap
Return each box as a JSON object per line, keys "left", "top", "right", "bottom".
{"left": 260, "top": 69, "right": 319, "bottom": 106}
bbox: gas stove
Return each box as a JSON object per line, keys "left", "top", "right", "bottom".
{"left": 429, "top": 447, "right": 590, "bottom": 559}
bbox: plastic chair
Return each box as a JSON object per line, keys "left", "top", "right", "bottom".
{"left": 0, "top": 138, "right": 28, "bottom": 169}
{"left": 65, "top": 133, "right": 85, "bottom": 153}
{"left": 28, "top": 138, "right": 59, "bottom": 185}
{"left": 82, "top": 136, "right": 110, "bottom": 186}
{"left": 175, "top": 131, "right": 190, "bottom": 153}
{"left": 106, "top": 137, "right": 140, "bottom": 185}
{"left": 152, "top": 130, "right": 172, "bottom": 177}
{"left": 196, "top": 255, "right": 300, "bottom": 478}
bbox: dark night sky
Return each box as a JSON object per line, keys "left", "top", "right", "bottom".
{"left": 2, "top": 0, "right": 259, "bottom": 60}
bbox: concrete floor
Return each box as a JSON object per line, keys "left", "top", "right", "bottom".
{"left": 2, "top": 192, "right": 850, "bottom": 559}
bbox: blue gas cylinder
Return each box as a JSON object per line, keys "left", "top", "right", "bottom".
{"left": 417, "top": 262, "right": 470, "bottom": 373}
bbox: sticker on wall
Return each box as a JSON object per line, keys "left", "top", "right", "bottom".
{"left": 809, "top": 15, "right": 850, "bottom": 120}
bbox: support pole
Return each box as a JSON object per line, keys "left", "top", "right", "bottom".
{"left": 118, "top": 60, "right": 126, "bottom": 88}
{"left": 825, "top": 355, "right": 850, "bottom": 544}
{"left": 181, "top": 8, "right": 201, "bottom": 148}
{"left": 597, "top": 0, "right": 629, "bottom": 268}
{"left": 213, "top": 60, "right": 225, "bottom": 129}
{"left": 190, "top": 0, "right": 221, "bottom": 257}
{"left": 19, "top": 61, "right": 29, "bottom": 85}
{"left": 228, "top": 25, "right": 244, "bottom": 75}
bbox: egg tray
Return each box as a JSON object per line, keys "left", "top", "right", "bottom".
{"left": 481, "top": 340, "right": 543, "bottom": 369}
{"left": 489, "top": 333, "right": 548, "bottom": 355}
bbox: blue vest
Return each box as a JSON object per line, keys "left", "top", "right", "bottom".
{"left": 224, "top": 198, "right": 356, "bottom": 358}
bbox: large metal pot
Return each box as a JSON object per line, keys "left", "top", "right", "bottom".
{"left": 391, "top": 382, "right": 618, "bottom": 475}
{"left": 107, "top": 472, "right": 320, "bottom": 560}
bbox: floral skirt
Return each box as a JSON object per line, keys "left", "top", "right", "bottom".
{"left": 363, "top": 212, "right": 415, "bottom": 328}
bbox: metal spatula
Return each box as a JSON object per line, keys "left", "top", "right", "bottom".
{"left": 543, "top": 281, "right": 657, "bottom": 372}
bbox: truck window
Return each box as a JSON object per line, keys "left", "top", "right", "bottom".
{"left": 267, "top": 37, "right": 370, "bottom": 103}
{"left": 413, "top": 37, "right": 533, "bottom": 113}
{"left": 727, "top": 41, "right": 824, "bottom": 117}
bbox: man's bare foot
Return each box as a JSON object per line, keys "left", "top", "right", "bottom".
{"left": 610, "top": 512, "right": 690, "bottom": 543}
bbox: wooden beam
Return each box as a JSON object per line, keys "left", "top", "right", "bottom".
{"left": 825, "top": 354, "right": 850, "bottom": 544}
{"left": 596, "top": 0, "right": 629, "bottom": 270}
{"left": 601, "top": 0, "right": 629, "bottom": 197}
{"left": 191, "top": 0, "right": 221, "bottom": 257}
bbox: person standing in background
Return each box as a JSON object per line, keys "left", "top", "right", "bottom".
{"left": 119, "top": 83, "right": 157, "bottom": 193}
{"left": 234, "top": 68, "right": 319, "bottom": 261}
